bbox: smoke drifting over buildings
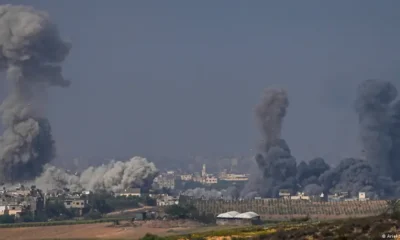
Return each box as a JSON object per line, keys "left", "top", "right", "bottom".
{"left": 0, "top": 5, "right": 70, "bottom": 182}
{"left": 240, "top": 79, "right": 400, "bottom": 199}
{"left": 182, "top": 186, "right": 240, "bottom": 200}
{"left": 0, "top": 5, "right": 158, "bottom": 193}
{"left": 34, "top": 156, "right": 158, "bottom": 193}
{"left": 1, "top": 5, "right": 399, "bottom": 200}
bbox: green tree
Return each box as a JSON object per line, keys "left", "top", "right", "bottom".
{"left": 84, "top": 210, "right": 102, "bottom": 220}
{"left": 88, "top": 192, "right": 114, "bottom": 214}
{"left": 164, "top": 204, "right": 197, "bottom": 219}
{"left": 0, "top": 213, "right": 15, "bottom": 224}
{"left": 45, "top": 200, "right": 74, "bottom": 220}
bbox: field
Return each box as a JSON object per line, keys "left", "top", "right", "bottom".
{"left": 0, "top": 220, "right": 231, "bottom": 240}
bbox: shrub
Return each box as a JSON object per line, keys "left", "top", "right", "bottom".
{"left": 0, "top": 214, "right": 14, "bottom": 224}
{"left": 140, "top": 233, "right": 167, "bottom": 240}
{"left": 84, "top": 211, "right": 102, "bottom": 220}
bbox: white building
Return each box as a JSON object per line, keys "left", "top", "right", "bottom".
{"left": 180, "top": 174, "right": 193, "bottom": 181}
{"left": 358, "top": 192, "right": 369, "bottom": 201}
{"left": 216, "top": 211, "right": 261, "bottom": 226}
{"left": 115, "top": 188, "right": 141, "bottom": 197}
{"left": 201, "top": 176, "right": 218, "bottom": 184}
{"left": 156, "top": 195, "right": 179, "bottom": 206}
{"left": 290, "top": 192, "right": 310, "bottom": 200}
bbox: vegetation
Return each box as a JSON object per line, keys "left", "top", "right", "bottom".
{"left": 0, "top": 217, "right": 131, "bottom": 228}
{"left": 136, "top": 213, "right": 400, "bottom": 240}
{"left": 164, "top": 204, "right": 216, "bottom": 224}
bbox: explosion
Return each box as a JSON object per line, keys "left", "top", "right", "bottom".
{"left": 240, "top": 79, "right": 400, "bottom": 199}
{"left": 0, "top": 5, "right": 70, "bottom": 182}
{"left": 34, "top": 156, "right": 158, "bottom": 193}
{"left": 190, "top": 80, "right": 400, "bottom": 200}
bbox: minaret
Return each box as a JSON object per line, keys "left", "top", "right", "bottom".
{"left": 202, "top": 164, "right": 206, "bottom": 177}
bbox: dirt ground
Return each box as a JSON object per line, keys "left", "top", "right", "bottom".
{"left": 0, "top": 220, "right": 211, "bottom": 240}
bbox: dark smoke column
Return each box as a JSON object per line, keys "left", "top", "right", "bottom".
{"left": 355, "top": 79, "right": 397, "bottom": 177}
{"left": 0, "top": 5, "right": 71, "bottom": 182}
{"left": 255, "top": 88, "right": 289, "bottom": 151}
{"left": 242, "top": 88, "right": 297, "bottom": 198}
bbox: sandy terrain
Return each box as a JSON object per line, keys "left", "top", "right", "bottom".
{"left": 0, "top": 220, "right": 206, "bottom": 240}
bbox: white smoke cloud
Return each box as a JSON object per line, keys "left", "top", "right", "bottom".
{"left": 33, "top": 156, "right": 158, "bottom": 192}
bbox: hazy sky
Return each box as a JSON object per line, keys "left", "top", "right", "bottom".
{"left": 2, "top": 0, "right": 400, "bottom": 165}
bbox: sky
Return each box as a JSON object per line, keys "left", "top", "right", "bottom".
{"left": 1, "top": 0, "right": 400, "bottom": 166}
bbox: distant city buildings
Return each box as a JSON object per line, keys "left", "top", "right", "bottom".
{"left": 154, "top": 172, "right": 176, "bottom": 189}
{"left": 0, "top": 185, "right": 44, "bottom": 219}
{"left": 178, "top": 164, "right": 248, "bottom": 186}
{"left": 115, "top": 188, "right": 142, "bottom": 197}
{"left": 275, "top": 189, "right": 370, "bottom": 202}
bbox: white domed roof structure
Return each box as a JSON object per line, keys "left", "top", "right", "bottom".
{"left": 235, "top": 211, "right": 260, "bottom": 219}
{"left": 216, "top": 211, "right": 240, "bottom": 218}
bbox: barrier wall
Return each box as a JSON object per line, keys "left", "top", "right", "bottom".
{"left": 179, "top": 197, "right": 388, "bottom": 218}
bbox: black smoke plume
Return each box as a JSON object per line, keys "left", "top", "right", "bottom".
{"left": 241, "top": 79, "right": 400, "bottom": 199}
{"left": 0, "top": 5, "right": 71, "bottom": 182}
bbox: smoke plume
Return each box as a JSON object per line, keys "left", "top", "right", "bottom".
{"left": 241, "top": 88, "right": 297, "bottom": 198}
{"left": 355, "top": 79, "right": 397, "bottom": 177}
{"left": 0, "top": 5, "right": 70, "bottom": 182}
{"left": 34, "top": 156, "right": 158, "bottom": 193}
{"left": 238, "top": 79, "right": 400, "bottom": 200}
{"left": 182, "top": 186, "right": 240, "bottom": 200}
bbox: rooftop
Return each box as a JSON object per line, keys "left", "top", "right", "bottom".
{"left": 119, "top": 188, "right": 141, "bottom": 194}
{"left": 217, "top": 211, "right": 259, "bottom": 219}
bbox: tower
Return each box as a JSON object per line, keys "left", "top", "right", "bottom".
{"left": 202, "top": 164, "right": 206, "bottom": 177}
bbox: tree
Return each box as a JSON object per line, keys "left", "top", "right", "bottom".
{"left": 164, "top": 204, "right": 197, "bottom": 219}
{"left": 143, "top": 195, "right": 156, "bottom": 206}
{"left": 0, "top": 213, "right": 15, "bottom": 224}
{"left": 84, "top": 210, "right": 102, "bottom": 220}
{"left": 45, "top": 200, "right": 74, "bottom": 220}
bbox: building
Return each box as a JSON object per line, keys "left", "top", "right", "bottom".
{"left": 216, "top": 211, "right": 261, "bottom": 226}
{"left": 5, "top": 205, "right": 23, "bottom": 217}
{"left": 327, "top": 193, "right": 344, "bottom": 202}
{"left": 190, "top": 164, "right": 218, "bottom": 185}
{"left": 115, "top": 188, "right": 141, "bottom": 197}
{"left": 0, "top": 186, "right": 44, "bottom": 218}
{"left": 64, "top": 199, "right": 87, "bottom": 209}
{"left": 64, "top": 198, "right": 88, "bottom": 216}
{"left": 201, "top": 176, "right": 218, "bottom": 185}
{"left": 180, "top": 174, "right": 193, "bottom": 181}
{"left": 201, "top": 164, "right": 207, "bottom": 177}
{"left": 154, "top": 174, "right": 176, "bottom": 189}
{"left": 279, "top": 189, "right": 291, "bottom": 199}
{"left": 219, "top": 171, "right": 249, "bottom": 182}
{"left": 156, "top": 195, "right": 179, "bottom": 206}
{"left": 290, "top": 192, "right": 310, "bottom": 200}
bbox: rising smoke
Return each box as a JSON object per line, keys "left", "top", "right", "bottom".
{"left": 181, "top": 185, "right": 240, "bottom": 200}
{"left": 186, "top": 80, "right": 400, "bottom": 200}
{"left": 33, "top": 156, "right": 158, "bottom": 193}
{"left": 239, "top": 80, "right": 400, "bottom": 199}
{"left": 0, "top": 5, "right": 70, "bottom": 183}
